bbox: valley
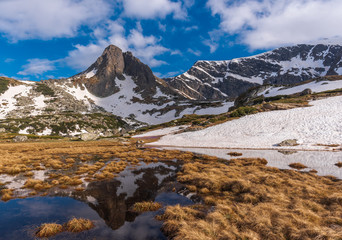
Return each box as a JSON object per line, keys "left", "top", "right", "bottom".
{"left": 0, "top": 43, "right": 342, "bottom": 239}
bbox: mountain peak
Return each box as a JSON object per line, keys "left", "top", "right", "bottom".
{"left": 74, "top": 45, "right": 175, "bottom": 99}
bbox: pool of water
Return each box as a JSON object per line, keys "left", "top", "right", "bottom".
{"left": 0, "top": 161, "right": 192, "bottom": 240}
{"left": 162, "top": 147, "right": 342, "bottom": 179}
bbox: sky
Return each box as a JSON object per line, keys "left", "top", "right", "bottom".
{"left": 0, "top": 0, "right": 341, "bottom": 81}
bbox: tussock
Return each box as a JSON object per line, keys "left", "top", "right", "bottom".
{"left": 35, "top": 223, "right": 63, "bottom": 238}
{"left": 160, "top": 159, "right": 342, "bottom": 240}
{"left": 132, "top": 201, "right": 162, "bottom": 212}
{"left": 65, "top": 218, "right": 94, "bottom": 233}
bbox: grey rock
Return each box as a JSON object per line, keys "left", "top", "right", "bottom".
{"left": 300, "top": 88, "right": 312, "bottom": 96}
{"left": 13, "top": 135, "right": 28, "bottom": 142}
{"left": 0, "top": 128, "right": 6, "bottom": 133}
{"left": 80, "top": 133, "right": 99, "bottom": 141}
{"left": 277, "top": 139, "right": 299, "bottom": 147}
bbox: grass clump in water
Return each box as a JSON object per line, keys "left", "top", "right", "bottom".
{"left": 35, "top": 223, "right": 63, "bottom": 238}
{"left": 65, "top": 218, "right": 94, "bottom": 233}
{"left": 132, "top": 201, "right": 162, "bottom": 212}
{"left": 289, "top": 162, "right": 307, "bottom": 170}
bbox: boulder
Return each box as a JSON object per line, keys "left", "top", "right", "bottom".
{"left": 300, "top": 88, "right": 312, "bottom": 96}
{"left": 277, "top": 139, "right": 299, "bottom": 147}
{"left": 13, "top": 135, "right": 28, "bottom": 142}
{"left": 0, "top": 128, "right": 6, "bottom": 133}
{"left": 80, "top": 133, "right": 99, "bottom": 141}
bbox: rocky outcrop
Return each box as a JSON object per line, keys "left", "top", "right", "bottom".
{"left": 74, "top": 45, "right": 180, "bottom": 99}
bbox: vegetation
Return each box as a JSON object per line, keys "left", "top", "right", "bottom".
{"left": 36, "top": 223, "right": 63, "bottom": 238}
{"left": 227, "top": 152, "right": 243, "bottom": 157}
{"left": 35, "top": 218, "right": 94, "bottom": 238}
{"left": 289, "top": 162, "right": 308, "bottom": 170}
{"left": 132, "top": 201, "right": 162, "bottom": 212}
{"left": 35, "top": 83, "right": 55, "bottom": 97}
{"left": 0, "top": 140, "right": 218, "bottom": 200}
{"left": 0, "top": 78, "right": 10, "bottom": 95}
{"left": 230, "top": 106, "right": 258, "bottom": 118}
{"left": 65, "top": 218, "right": 94, "bottom": 233}
{"left": 159, "top": 158, "right": 342, "bottom": 240}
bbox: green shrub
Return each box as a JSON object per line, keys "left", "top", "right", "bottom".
{"left": 230, "top": 106, "right": 258, "bottom": 118}
{"left": 0, "top": 78, "right": 9, "bottom": 95}
{"left": 35, "top": 83, "right": 55, "bottom": 97}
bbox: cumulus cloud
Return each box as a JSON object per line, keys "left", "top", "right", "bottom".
{"left": 0, "top": 0, "right": 111, "bottom": 41}
{"left": 207, "top": 0, "right": 342, "bottom": 49}
{"left": 18, "top": 59, "right": 56, "bottom": 76}
{"left": 120, "top": 0, "right": 188, "bottom": 19}
{"left": 66, "top": 21, "right": 169, "bottom": 70}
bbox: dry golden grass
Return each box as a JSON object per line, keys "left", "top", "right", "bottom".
{"left": 289, "top": 162, "right": 308, "bottom": 170}
{"left": 1, "top": 189, "right": 13, "bottom": 201}
{"left": 227, "top": 152, "right": 243, "bottom": 156}
{"left": 132, "top": 201, "right": 162, "bottom": 212}
{"left": 0, "top": 139, "right": 218, "bottom": 200}
{"left": 35, "top": 223, "right": 63, "bottom": 238}
{"left": 65, "top": 218, "right": 94, "bottom": 233}
{"left": 160, "top": 158, "right": 342, "bottom": 240}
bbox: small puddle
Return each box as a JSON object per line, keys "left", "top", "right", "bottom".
{"left": 162, "top": 147, "right": 342, "bottom": 179}
{"left": 0, "top": 161, "right": 191, "bottom": 240}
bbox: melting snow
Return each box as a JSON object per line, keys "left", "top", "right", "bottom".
{"left": 151, "top": 96, "right": 342, "bottom": 150}
{"left": 260, "top": 80, "right": 342, "bottom": 97}
{"left": 85, "top": 69, "right": 97, "bottom": 79}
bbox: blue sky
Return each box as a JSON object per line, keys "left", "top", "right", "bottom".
{"left": 0, "top": 0, "right": 341, "bottom": 81}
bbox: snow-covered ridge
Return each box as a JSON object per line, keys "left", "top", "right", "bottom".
{"left": 151, "top": 95, "right": 342, "bottom": 150}
{"left": 167, "top": 43, "right": 342, "bottom": 100}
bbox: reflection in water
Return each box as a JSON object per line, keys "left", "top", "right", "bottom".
{"left": 0, "top": 161, "right": 191, "bottom": 240}
{"left": 162, "top": 147, "right": 342, "bottom": 179}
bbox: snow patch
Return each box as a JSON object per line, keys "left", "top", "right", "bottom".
{"left": 151, "top": 96, "right": 342, "bottom": 150}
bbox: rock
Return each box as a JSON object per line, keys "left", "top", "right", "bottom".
{"left": 0, "top": 128, "right": 6, "bottom": 133}
{"left": 277, "top": 139, "right": 299, "bottom": 147}
{"left": 80, "top": 133, "right": 99, "bottom": 141}
{"left": 300, "top": 88, "right": 312, "bottom": 96}
{"left": 13, "top": 135, "right": 28, "bottom": 142}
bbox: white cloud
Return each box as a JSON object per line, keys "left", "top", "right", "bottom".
{"left": 121, "top": 0, "right": 187, "bottom": 19}
{"left": 0, "top": 0, "right": 111, "bottom": 41}
{"left": 187, "top": 48, "right": 202, "bottom": 56}
{"left": 4, "top": 58, "right": 14, "bottom": 63}
{"left": 66, "top": 21, "right": 169, "bottom": 70}
{"left": 155, "top": 70, "right": 184, "bottom": 78}
{"left": 207, "top": 0, "right": 342, "bottom": 49}
{"left": 184, "top": 25, "right": 199, "bottom": 32}
{"left": 18, "top": 59, "right": 56, "bottom": 76}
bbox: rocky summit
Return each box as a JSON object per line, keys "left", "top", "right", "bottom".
{"left": 166, "top": 44, "right": 342, "bottom": 100}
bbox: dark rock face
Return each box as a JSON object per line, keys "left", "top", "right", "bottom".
{"left": 166, "top": 44, "right": 342, "bottom": 100}
{"left": 82, "top": 45, "right": 125, "bottom": 97}
{"left": 76, "top": 45, "right": 178, "bottom": 99}
{"left": 123, "top": 51, "right": 158, "bottom": 98}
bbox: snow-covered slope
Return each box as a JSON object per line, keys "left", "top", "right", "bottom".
{"left": 259, "top": 79, "right": 342, "bottom": 97}
{"left": 57, "top": 76, "right": 233, "bottom": 124}
{"left": 167, "top": 44, "right": 342, "bottom": 100}
{"left": 151, "top": 95, "right": 342, "bottom": 150}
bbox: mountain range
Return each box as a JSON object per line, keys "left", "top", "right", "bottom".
{"left": 0, "top": 43, "right": 341, "bottom": 136}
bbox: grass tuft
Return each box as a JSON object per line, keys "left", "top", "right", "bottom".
{"left": 35, "top": 223, "right": 63, "bottom": 238}
{"left": 132, "top": 201, "right": 162, "bottom": 212}
{"left": 65, "top": 218, "right": 94, "bottom": 233}
{"left": 289, "top": 162, "right": 307, "bottom": 170}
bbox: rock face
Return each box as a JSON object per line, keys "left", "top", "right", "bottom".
{"left": 81, "top": 45, "right": 125, "bottom": 97}
{"left": 75, "top": 45, "right": 177, "bottom": 99}
{"left": 167, "top": 44, "right": 342, "bottom": 100}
